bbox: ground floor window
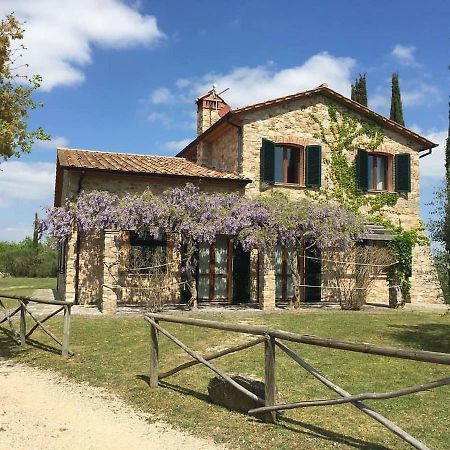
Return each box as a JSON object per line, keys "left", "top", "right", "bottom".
{"left": 275, "top": 245, "right": 322, "bottom": 302}
{"left": 129, "top": 231, "right": 167, "bottom": 272}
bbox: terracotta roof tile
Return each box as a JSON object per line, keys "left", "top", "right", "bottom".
{"left": 57, "top": 148, "right": 245, "bottom": 181}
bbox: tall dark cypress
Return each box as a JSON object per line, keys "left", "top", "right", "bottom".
{"left": 350, "top": 74, "right": 367, "bottom": 106}
{"left": 390, "top": 72, "right": 405, "bottom": 126}
{"left": 444, "top": 103, "right": 450, "bottom": 253}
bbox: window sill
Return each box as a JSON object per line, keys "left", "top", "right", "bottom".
{"left": 273, "top": 182, "right": 307, "bottom": 189}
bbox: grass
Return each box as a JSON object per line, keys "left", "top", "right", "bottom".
{"left": 0, "top": 279, "right": 449, "bottom": 449}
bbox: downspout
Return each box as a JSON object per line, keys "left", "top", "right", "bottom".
{"left": 74, "top": 170, "right": 85, "bottom": 304}
{"left": 419, "top": 148, "right": 432, "bottom": 158}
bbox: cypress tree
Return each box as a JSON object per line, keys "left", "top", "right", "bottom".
{"left": 390, "top": 72, "right": 405, "bottom": 126}
{"left": 445, "top": 103, "right": 450, "bottom": 253}
{"left": 350, "top": 74, "right": 367, "bottom": 106}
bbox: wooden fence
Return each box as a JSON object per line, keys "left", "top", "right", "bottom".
{"left": 144, "top": 312, "right": 450, "bottom": 450}
{"left": 0, "top": 293, "right": 73, "bottom": 357}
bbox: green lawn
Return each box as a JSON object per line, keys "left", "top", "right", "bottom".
{"left": 0, "top": 279, "right": 449, "bottom": 449}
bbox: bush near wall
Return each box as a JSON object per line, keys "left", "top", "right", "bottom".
{"left": 434, "top": 251, "right": 450, "bottom": 304}
{"left": 0, "top": 238, "right": 57, "bottom": 278}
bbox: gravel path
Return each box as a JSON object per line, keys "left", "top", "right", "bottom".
{"left": 0, "top": 359, "right": 225, "bottom": 450}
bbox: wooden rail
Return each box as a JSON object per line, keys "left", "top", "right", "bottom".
{"left": 0, "top": 293, "right": 73, "bottom": 357}
{"left": 144, "top": 312, "right": 450, "bottom": 450}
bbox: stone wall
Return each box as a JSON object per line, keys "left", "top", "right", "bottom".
{"left": 197, "top": 126, "right": 240, "bottom": 174}
{"left": 61, "top": 173, "right": 244, "bottom": 307}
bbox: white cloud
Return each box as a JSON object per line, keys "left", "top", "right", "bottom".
{"left": 369, "top": 82, "right": 440, "bottom": 112}
{"left": 0, "top": 224, "right": 33, "bottom": 242}
{"left": 147, "top": 111, "right": 171, "bottom": 126}
{"left": 0, "top": 0, "right": 164, "bottom": 90}
{"left": 165, "top": 53, "right": 355, "bottom": 108}
{"left": 403, "top": 83, "right": 440, "bottom": 107}
{"left": 34, "top": 136, "right": 69, "bottom": 150}
{"left": 370, "top": 94, "right": 390, "bottom": 110}
{"left": 420, "top": 130, "right": 447, "bottom": 179}
{"left": 164, "top": 139, "right": 191, "bottom": 152}
{"left": 176, "top": 78, "right": 191, "bottom": 89}
{"left": 149, "top": 87, "right": 174, "bottom": 104}
{"left": 0, "top": 161, "right": 55, "bottom": 207}
{"left": 391, "top": 45, "right": 419, "bottom": 66}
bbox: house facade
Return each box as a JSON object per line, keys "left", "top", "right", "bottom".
{"left": 54, "top": 85, "right": 444, "bottom": 312}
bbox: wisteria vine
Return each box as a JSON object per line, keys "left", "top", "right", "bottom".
{"left": 40, "top": 184, "right": 364, "bottom": 252}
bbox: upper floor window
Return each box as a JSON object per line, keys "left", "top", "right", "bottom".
{"left": 368, "top": 154, "right": 389, "bottom": 191}
{"left": 274, "top": 145, "right": 303, "bottom": 184}
{"left": 261, "top": 139, "right": 321, "bottom": 188}
{"left": 357, "top": 149, "right": 411, "bottom": 193}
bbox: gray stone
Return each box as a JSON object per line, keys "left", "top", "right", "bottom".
{"left": 207, "top": 375, "right": 267, "bottom": 417}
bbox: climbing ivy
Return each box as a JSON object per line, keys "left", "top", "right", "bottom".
{"left": 310, "top": 105, "right": 425, "bottom": 306}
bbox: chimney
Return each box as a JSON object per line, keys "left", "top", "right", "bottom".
{"left": 196, "top": 89, "right": 230, "bottom": 135}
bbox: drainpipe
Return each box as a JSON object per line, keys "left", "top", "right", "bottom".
{"left": 419, "top": 148, "right": 433, "bottom": 159}
{"left": 74, "top": 170, "right": 85, "bottom": 304}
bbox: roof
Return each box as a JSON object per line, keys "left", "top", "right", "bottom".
{"left": 177, "top": 85, "right": 437, "bottom": 157}
{"left": 57, "top": 148, "right": 245, "bottom": 181}
{"left": 361, "top": 224, "right": 395, "bottom": 241}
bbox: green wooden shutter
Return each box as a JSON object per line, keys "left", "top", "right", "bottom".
{"left": 305, "top": 145, "right": 322, "bottom": 187}
{"left": 356, "top": 149, "right": 369, "bottom": 190}
{"left": 261, "top": 138, "right": 275, "bottom": 184}
{"left": 395, "top": 153, "right": 411, "bottom": 193}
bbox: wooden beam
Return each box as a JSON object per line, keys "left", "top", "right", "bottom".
{"left": 0, "top": 293, "right": 73, "bottom": 306}
{"left": 62, "top": 305, "right": 71, "bottom": 357}
{"left": 144, "top": 317, "right": 264, "bottom": 405}
{"left": 249, "top": 376, "right": 450, "bottom": 413}
{"left": 264, "top": 334, "right": 276, "bottom": 423}
{"left": 144, "top": 313, "right": 450, "bottom": 365}
{"left": 274, "top": 340, "right": 431, "bottom": 450}
{"left": 19, "top": 303, "right": 26, "bottom": 345}
{"left": 158, "top": 337, "right": 265, "bottom": 380}
{"left": 26, "top": 307, "right": 64, "bottom": 338}
{"left": 0, "top": 305, "right": 20, "bottom": 325}
{"left": 22, "top": 302, "right": 74, "bottom": 356}
{"left": 149, "top": 320, "right": 159, "bottom": 388}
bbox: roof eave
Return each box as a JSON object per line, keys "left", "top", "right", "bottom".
{"left": 58, "top": 164, "right": 251, "bottom": 185}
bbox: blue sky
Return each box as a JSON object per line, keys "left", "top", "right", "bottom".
{"left": 0, "top": 0, "right": 448, "bottom": 241}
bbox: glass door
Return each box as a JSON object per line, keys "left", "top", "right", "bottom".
{"left": 197, "top": 236, "right": 231, "bottom": 302}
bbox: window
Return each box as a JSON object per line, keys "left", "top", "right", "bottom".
{"left": 274, "top": 145, "right": 302, "bottom": 184}
{"left": 129, "top": 231, "right": 167, "bottom": 272}
{"left": 368, "top": 154, "right": 388, "bottom": 191}
{"left": 261, "top": 139, "right": 321, "bottom": 187}
{"left": 357, "top": 149, "right": 396, "bottom": 192}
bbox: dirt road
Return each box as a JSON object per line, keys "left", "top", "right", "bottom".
{"left": 0, "top": 359, "right": 224, "bottom": 450}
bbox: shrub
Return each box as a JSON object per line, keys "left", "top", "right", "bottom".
{"left": 0, "top": 237, "right": 57, "bottom": 277}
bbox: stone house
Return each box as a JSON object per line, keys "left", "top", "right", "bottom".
{"left": 54, "top": 85, "right": 444, "bottom": 312}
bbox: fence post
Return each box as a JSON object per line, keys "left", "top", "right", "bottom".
{"left": 264, "top": 334, "right": 276, "bottom": 423}
{"left": 62, "top": 305, "right": 71, "bottom": 357}
{"left": 19, "top": 301, "right": 26, "bottom": 345}
{"left": 149, "top": 320, "right": 159, "bottom": 388}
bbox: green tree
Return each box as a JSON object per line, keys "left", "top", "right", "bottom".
{"left": 0, "top": 13, "right": 49, "bottom": 160}
{"left": 389, "top": 72, "right": 405, "bottom": 126}
{"left": 350, "top": 73, "right": 367, "bottom": 106}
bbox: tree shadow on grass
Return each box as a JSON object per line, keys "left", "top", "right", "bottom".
{"left": 0, "top": 327, "right": 23, "bottom": 358}
{"left": 136, "top": 375, "right": 389, "bottom": 449}
{"left": 388, "top": 322, "right": 450, "bottom": 353}
{"left": 0, "top": 326, "right": 63, "bottom": 357}
{"left": 136, "top": 375, "right": 210, "bottom": 402}
{"left": 277, "top": 415, "right": 391, "bottom": 450}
